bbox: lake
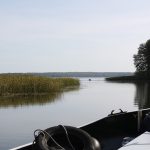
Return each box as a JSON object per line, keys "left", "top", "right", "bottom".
{"left": 0, "top": 78, "right": 149, "bottom": 150}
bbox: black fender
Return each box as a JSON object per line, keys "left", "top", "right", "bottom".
{"left": 36, "top": 125, "right": 101, "bottom": 150}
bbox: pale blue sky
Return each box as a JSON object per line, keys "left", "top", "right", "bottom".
{"left": 0, "top": 0, "right": 150, "bottom": 73}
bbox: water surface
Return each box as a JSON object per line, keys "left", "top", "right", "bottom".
{"left": 0, "top": 78, "right": 149, "bottom": 150}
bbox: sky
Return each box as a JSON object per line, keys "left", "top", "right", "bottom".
{"left": 0, "top": 0, "right": 150, "bottom": 73}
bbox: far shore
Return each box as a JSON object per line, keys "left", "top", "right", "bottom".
{"left": 105, "top": 73, "right": 150, "bottom": 82}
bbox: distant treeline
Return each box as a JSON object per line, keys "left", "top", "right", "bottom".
{"left": 106, "top": 72, "right": 150, "bottom": 81}
{"left": 29, "top": 72, "right": 134, "bottom": 78}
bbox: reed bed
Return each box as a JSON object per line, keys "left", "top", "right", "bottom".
{"left": 0, "top": 74, "right": 80, "bottom": 96}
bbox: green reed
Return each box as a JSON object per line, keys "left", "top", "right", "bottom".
{"left": 0, "top": 74, "right": 80, "bottom": 96}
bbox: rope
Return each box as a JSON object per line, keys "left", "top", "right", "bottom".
{"left": 58, "top": 125, "right": 75, "bottom": 150}
{"left": 34, "top": 129, "right": 65, "bottom": 149}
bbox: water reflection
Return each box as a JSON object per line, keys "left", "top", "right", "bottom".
{"left": 0, "top": 86, "right": 79, "bottom": 108}
{"left": 106, "top": 79, "right": 150, "bottom": 109}
{"left": 134, "top": 81, "right": 150, "bottom": 109}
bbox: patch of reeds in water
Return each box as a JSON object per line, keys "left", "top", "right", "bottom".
{"left": 0, "top": 74, "right": 80, "bottom": 96}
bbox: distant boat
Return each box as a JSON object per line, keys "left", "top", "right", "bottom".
{"left": 89, "top": 78, "right": 91, "bottom": 81}
{"left": 10, "top": 108, "right": 150, "bottom": 150}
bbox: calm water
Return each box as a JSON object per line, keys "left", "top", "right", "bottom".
{"left": 0, "top": 78, "right": 150, "bottom": 150}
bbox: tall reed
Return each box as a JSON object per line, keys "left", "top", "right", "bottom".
{"left": 0, "top": 74, "right": 80, "bottom": 96}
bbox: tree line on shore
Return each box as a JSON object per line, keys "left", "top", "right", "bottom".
{"left": 107, "top": 39, "right": 150, "bottom": 81}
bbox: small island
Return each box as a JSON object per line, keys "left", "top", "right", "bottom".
{"left": 106, "top": 39, "right": 150, "bottom": 81}
{"left": 0, "top": 74, "right": 80, "bottom": 96}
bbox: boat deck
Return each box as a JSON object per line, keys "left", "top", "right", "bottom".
{"left": 119, "top": 131, "right": 150, "bottom": 150}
